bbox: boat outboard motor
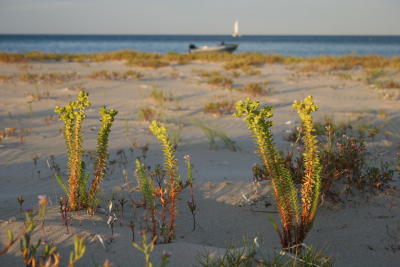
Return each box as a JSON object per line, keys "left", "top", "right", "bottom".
{"left": 188, "top": 44, "right": 197, "bottom": 53}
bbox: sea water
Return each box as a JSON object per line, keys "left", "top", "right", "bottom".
{"left": 0, "top": 34, "right": 400, "bottom": 57}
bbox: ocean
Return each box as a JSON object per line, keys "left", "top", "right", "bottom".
{"left": 0, "top": 34, "right": 400, "bottom": 57}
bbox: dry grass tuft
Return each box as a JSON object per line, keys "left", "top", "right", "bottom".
{"left": 88, "top": 70, "right": 143, "bottom": 80}
{"left": 203, "top": 101, "right": 236, "bottom": 116}
{"left": 240, "top": 83, "right": 267, "bottom": 96}
{"left": 138, "top": 107, "right": 159, "bottom": 122}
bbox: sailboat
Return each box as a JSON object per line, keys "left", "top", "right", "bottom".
{"left": 232, "top": 20, "right": 240, "bottom": 37}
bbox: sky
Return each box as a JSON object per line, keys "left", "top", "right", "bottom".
{"left": 0, "top": 0, "right": 399, "bottom": 35}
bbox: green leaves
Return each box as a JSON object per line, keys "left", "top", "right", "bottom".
{"left": 235, "top": 96, "right": 321, "bottom": 250}
{"left": 132, "top": 232, "right": 157, "bottom": 267}
{"left": 88, "top": 106, "right": 118, "bottom": 206}
{"left": 149, "top": 120, "right": 179, "bottom": 184}
{"left": 55, "top": 91, "right": 117, "bottom": 211}
{"left": 135, "top": 159, "right": 155, "bottom": 211}
{"left": 54, "top": 91, "right": 91, "bottom": 210}
{"left": 184, "top": 155, "right": 193, "bottom": 186}
{"left": 293, "top": 96, "right": 321, "bottom": 234}
{"left": 149, "top": 120, "right": 184, "bottom": 242}
{"left": 7, "top": 230, "right": 13, "bottom": 242}
{"left": 55, "top": 174, "right": 69, "bottom": 196}
{"left": 69, "top": 235, "right": 86, "bottom": 267}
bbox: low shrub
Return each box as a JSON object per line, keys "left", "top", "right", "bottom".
{"left": 192, "top": 69, "right": 233, "bottom": 88}
{"left": 283, "top": 117, "right": 395, "bottom": 202}
{"left": 206, "top": 75, "right": 233, "bottom": 88}
{"left": 150, "top": 89, "right": 173, "bottom": 105}
{"left": 18, "top": 72, "right": 78, "bottom": 84}
{"left": 203, "top": 101, "right": 236, "bottom": 116}
{"left": 134, "top": 121, "right": 193, "bottom": 243}
{"left": 240, "top": 83, "right": 266, "bottom": 96}
{"left": 138, "top": 107, "right": 158, "bottom": 122}
{"left": 127, "top": 57, "right": 169, "bottom": 68}
{"left": 88, "top": 70, "right": 143, "bottom": 80}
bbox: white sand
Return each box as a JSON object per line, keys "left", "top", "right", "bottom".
{"left": 0, "top": 61, "right": 399, "bottom": 266}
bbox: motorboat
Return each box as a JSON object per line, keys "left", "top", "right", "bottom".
{"left": 188, "top": 42, "right": 239, "bottom": 53}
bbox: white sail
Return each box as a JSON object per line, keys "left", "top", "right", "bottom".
{"left": 233, "top": 21, "right": 240, "bottom": 37}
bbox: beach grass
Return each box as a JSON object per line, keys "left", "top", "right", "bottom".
{"left": 2, "top": 51, "right": 400, "bottom": 71}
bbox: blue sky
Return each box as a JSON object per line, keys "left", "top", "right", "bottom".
{"left": 0, "top": 0, "right": 399, "bottom": 35}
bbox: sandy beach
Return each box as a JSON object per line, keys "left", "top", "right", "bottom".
{"left": 0, "top": 58, "right": 399, "bottom": 266}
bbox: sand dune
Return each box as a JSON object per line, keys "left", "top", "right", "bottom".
{"left": 1, "top": 61, "right": 399, "bottom": 266}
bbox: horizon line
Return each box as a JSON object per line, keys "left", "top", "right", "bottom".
{"left": 1, "top": 33, "right": 400, "bottom": 37}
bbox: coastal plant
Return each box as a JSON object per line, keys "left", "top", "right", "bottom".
{"left": 2, "top": 51, "right": 400, "bottom": 71}
{"left": 240, "top": 83, "right": 266, "bottom": 96}
{"left": 127, "top": 56, "right": 169, "bottom": 68}
{"left": 192, "top": 69, "right": 221, "bottom": 78}
{"left": 55, "top": 91, "right": 118, "bottom": 211}
{"left": 203, "top": 101, "right": 236, "bottom": 116}
{"left": 335, "top": 72, "right": 353, "bottom": 81}
{"left": 374, "top": 79, "right": 400, "bottom": 89}
{"left": 132, "top": 121, "right": 195, "bottom": 242}
{"left": 284, "top": 117, "right": 395, "bottom": 201}
{"left": 0, "top": 74, "right": 12, "bottom": 83}
{"left": 26, "top": 87, "right": 50, "bottom": 102}
{"left": 234, "top": 96, "right": 321, "bottom": 251}
{"left": 149, "top": 120, "right": 183, "bottom": 242}
{"left": 88, "top": 106, "right": 118, "bottom": 211}
{"left": 395, "top": 150, "right": 400, "bottom": 174}
{"left": 198, "top": 237, "right": 333, "bottom": 267}
{"left": 68, "top": 236, "right": 86, "bottom": 267}
{"left": 191, "top": 120, "right": 239, "bottom": 151}
{"left": 88, "top": 70, "right": 109, "bottom": 79}
{"left": 364, "top": 69, "right": 385, "bottom": 85}
{"left": 55, "top": 91, "right": 90, "bottom": 211}
{"left": 363, "top": 68, "right": 400, "bottom": 90}
{"left": 167, "top": 125, "right": 182, "bottom": 150}
{"left": 135, "top": 159, "right": 157, "bottom": 241}
{"left": 279, "top": 244, "right": 333, "bottom": 267}
{"left": 223, "top": 57, "right": 264, "bottom": 70}
{"left": 132, "top": 232, "right": 157, "bottom": 267}
{"left": 59, "top": 197, "right": 71, "bottom": 234}
{"left": 230, "top": 71, "right": 241, "bottom": 78}
{"left": 206, "top": 75, "right": 233, "bottom": 88}
{"left": 193, "top": 69, "right": 233, "bottom": 88}
{"left": 138, "top": 107, "right": 158, "bottom": 122}
{"left": 18, "top": 196, "right": 25, "bottom": 212}
{"left": 20, "top": 211, "right": 60, "bottom": 267}
{"left": 184, "top": 155, "right": 197, "bottom": 231}
{"left": 129, "top": 221, "right": 136, "bottom": 242}
{"left": 88, "top": 70, "right": 143, "bottom": 80}
{"left": 1, "top": 209, "right": 95, "bottom": 267}
{"left": 38, "top": 195, "right": 48, "bottom": 233}
{"left": 106, "top": 201, "right": 118, "bottom": 238}
{"left": 0, "top": 207, "right": 61, "bottom": 266}
{"left": 241, "top": 66, "right": 262, "bottom": 76}
{"left": 150, "top": 89, "right": 173, "bottom": 105}
{"left": 198, "top": 238, "right": 260, "bottom": 267}
{"left": 18, "top": 72, "right": 78, "bottom": 84}
{"left": 123, "top": 70, "right": 144, "bottom": 80}
{"left": 118, "top": 197, "right": 128, "bottom": 225}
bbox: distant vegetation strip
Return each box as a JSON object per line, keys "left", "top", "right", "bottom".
{"left": 1, "top": 50, "right": 400, "bottom": 70}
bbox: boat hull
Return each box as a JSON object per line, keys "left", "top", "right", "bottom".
{"left": 189, "top": 44, "right": 239, "bottom": 54}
